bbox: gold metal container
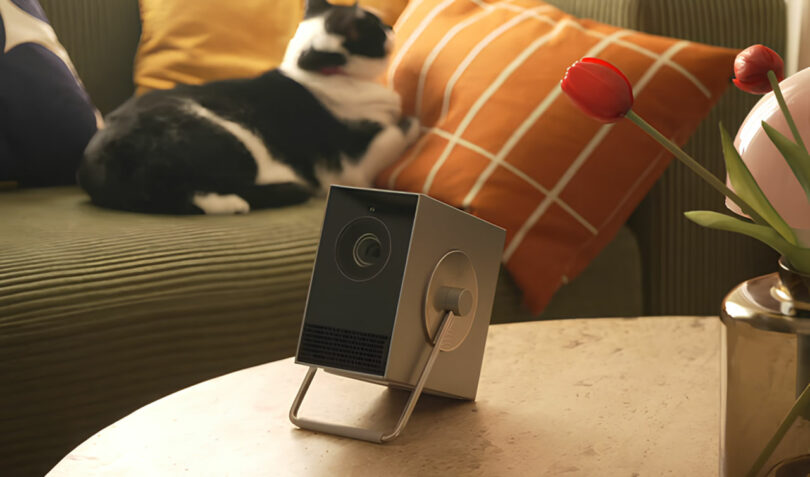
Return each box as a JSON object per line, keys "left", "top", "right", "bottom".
{"left": 721, "top": 268, "right": 810, "bottom": 477}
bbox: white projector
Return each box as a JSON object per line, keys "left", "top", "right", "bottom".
{"left": 290, "top": 185, "right": 505, "bottom": 442}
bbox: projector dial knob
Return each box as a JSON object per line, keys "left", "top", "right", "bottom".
{"left": 424, "top": 250, "right": 478, "bottom": 352}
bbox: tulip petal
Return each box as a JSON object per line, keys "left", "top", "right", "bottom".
{"left": 733, "top": 77, "right": 772, "bottom": 95}
{"left": 685, "top": 211, "right": 810, "bottom": 272}
{"left": 580, "top": 57, "right": 633, "bottom": 100}
{"left": 733, "top": 44, "right": 784, "bottom": 95}
{"left": 561, "top": 59, "right": 633, "bottom": 123}
{"left": 761, "top": 120, "right": 810, "bottom": 204}
{"left": 720, "top": 123, "right": 798, "bottom": 244}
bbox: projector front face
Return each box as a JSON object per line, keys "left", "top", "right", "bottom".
{"left": 296, "top": 187, "right": 418, "bottom": 377}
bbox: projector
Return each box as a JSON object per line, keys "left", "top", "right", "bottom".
{"left": 290, "top": 185, "right": 505, "bottom": 442}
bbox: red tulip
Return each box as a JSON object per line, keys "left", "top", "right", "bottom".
{"left": 561, "top": 57, "right": 634, "bottom": 123}
{"left": 733, "top": 44, "right": 785, "bottom": 94}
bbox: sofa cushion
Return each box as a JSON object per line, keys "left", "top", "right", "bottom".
{"left": 0, "top": 186, "right": 323, "bottom": 475}
{"left": 133, "top": 0, "right": 409, "bottom": 94}
{"left": 377, "top": 0, "right": 738, "bottom": 313}
{"left": 0, "top": 0, "right": 99, "bottom": 186}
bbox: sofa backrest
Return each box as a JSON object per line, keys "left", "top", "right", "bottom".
{"left": 39, "top": 0, "right": 789, "bottom": 315}
{"left": 41, "top": 0, "right": 787, "bottom": 115}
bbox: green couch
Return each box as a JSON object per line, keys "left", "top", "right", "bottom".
{"left": 0, "top": 0, "right": 785, "bottom": 475}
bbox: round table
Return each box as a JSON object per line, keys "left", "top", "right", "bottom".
{"left": 48, "top": 317, "right": 720, "bottom": 476}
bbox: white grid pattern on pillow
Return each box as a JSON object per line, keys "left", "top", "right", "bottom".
{"left": 387, "top": 0, "right": 713, "bottom": 263}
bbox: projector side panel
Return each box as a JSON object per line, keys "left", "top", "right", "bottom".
{"left": 387, "top": 197, "right": 505, "bottom": 399}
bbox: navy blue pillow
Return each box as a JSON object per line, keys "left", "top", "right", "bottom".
{"left": 0, "top": 0, "right": 98, "bottom": 186}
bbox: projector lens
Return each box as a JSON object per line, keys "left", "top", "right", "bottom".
{"left": 353, "top": 233, "right": 382, "bottom": 268}
{"left": 336, "top": 217, "right": 391, "bottom": 281}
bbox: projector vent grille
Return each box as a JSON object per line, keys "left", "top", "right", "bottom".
{"left": 298, "top": 324, "right": 389, "bottom": 376}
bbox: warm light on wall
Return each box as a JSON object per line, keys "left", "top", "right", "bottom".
{"left": 785, "top": 0, "right": 810, "bottom": 73}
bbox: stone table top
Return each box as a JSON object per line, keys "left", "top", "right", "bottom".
{"left": 48, "top": 316, "right": 721, "bottom": 476}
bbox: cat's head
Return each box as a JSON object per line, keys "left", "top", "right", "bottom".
{"left": 282, "top": 0, "right": 393, "bottom": 80}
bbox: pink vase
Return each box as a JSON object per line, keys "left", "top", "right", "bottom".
{"left": 726, "top": 67, "right": 810, "bottom": 246}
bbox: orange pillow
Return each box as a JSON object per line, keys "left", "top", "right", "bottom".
{"left": 134, "top": 0, "right": 409, "bottom": 94}
{"left": 377, "top": 0, "right": 738, "bottom": 314}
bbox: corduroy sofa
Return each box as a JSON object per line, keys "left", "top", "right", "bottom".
{"left": 0, "top": 0, "right": 785, "bottom": 475}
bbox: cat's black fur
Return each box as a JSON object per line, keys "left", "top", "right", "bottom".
{"left": 78, "top": 0, "right": 417, "bottom": 214}
{"left": 80, "top": 71, "right": 384, "bottom": 213}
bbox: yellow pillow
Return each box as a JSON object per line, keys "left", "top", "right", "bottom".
{"left": 134, "top": 0, "right": 408, "bottom": 95}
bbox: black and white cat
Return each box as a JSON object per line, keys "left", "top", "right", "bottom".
{"left": 77, "top": 0, "right": 419, "bottom": 214}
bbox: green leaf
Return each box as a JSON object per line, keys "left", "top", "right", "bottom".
{"left": 760, "top": 120, "right": 810, "bottom": 203}
{"left": 685, "top": 210, "right": 810, "bottom": 272}
{"left": 720, "top": 123, "right": 798, "bottom": 245}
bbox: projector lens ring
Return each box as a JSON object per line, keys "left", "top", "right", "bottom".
{"left": 353, "top": 233, "right": 382, "bottom": 268}
{"left": 335, "top": 216, "right": 391, "bottom": 281}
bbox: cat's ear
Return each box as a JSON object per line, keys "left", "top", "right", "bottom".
{"left": 305, "top": 0, "right": 332, "bottom": 17}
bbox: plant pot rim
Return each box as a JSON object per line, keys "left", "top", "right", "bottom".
{"left": 777, "top": 257, "right": 810, "bottom": 316}
{"left": 722, "top": 273, "right": 810, "bottom": 334}
{"left": 779, "top": 257, "right": 810, "bottom": 278}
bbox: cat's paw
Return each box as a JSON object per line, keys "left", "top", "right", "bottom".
{"left": 397, "top": 116, "right": 421, "bottom": 145}
{"left": 193, "top": 193, "right": 251, "bottom": 215}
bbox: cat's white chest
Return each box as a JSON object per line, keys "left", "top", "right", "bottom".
{"left": 319, "top": 78, "right": 401, "bottom": 125}
{"left": 287, "top": 71, "right": 402, "bottom": 126}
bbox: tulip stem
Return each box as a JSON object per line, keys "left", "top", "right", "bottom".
{"left": 624, "top": 110, "right": 766, "bottom": 225}
{"left": 745, "top": 383, "right": 810, "bottom": 477}
{"left": 768, "top": 70, "right": 807, "bottom": 151}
